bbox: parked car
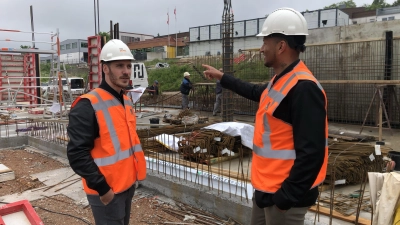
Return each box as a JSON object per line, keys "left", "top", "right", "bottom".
{"left": 42, "top": 77, "right": 85, "bottom": 101}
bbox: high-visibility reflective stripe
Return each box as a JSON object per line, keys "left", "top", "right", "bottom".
{"left": 88, "top": 90, "right": 142, "bottom": 167}
{"left": 254, "top": 72, "right": 328, "bottom": 160}
{"left": 124, "top": 99, "right": 132, "bottom": 107}
{"left": 253, "top": 113, "right": 297, "bottom": 160}
{"left": 94, "top": 144, "right": 142, "bottom": 166}
{"left": 261, "top": 78, "right": 274, "bottom": 104}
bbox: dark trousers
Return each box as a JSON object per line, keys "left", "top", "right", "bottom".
{"left": 87, "top": 185, "right": 136, "bottom": 225}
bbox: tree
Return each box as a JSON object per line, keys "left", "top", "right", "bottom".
{"left": 157, "top": 33, "right": 160, "bottom": 37}
{"left": 363, "top": 0, "right": 390, "bottom": 9}
{"left": 98, "top": 31, "right": 110, "bottom": 42}
{"left": 392, "top": 0, "right": 400, "bottom": 6}
{"left": 324, "top": 0, "right": 357, "bottom": 9}
{"left": 20, "top": 45, "right": 31, "bottom": 49}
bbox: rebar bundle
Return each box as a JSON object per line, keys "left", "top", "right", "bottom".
{"left": 326, "top": 140, "right": 391, "bottom": 185}
{"left": 177, "top": 129, "right": 239, "bottom": 164}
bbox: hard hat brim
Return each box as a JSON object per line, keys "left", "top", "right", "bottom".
{"left": 102, "top": 55, "right": 135, "bottom": 62}
{"left": 256, "top": 32, "right": 309, "bottom": 37}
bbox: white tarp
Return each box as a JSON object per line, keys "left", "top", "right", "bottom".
{"left": 202, "top": 122, "right": 254, "bottom": 149}
{"left": 370, "top": 172, "right": 400, "bottom": 225}
{"left": 126, "top": 87, "right": 146, "bottom": 103}
{"left": 154, "top": 134, "right": 180, "bottom": 152}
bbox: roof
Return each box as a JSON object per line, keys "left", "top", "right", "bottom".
{"left": 377, "top": 5, "right": 400, "bottom": 16}
{"left": 156, "top": 32, "right": 190, "bottom": 40}
{"left": 340, "top": 7, "right": 376, "bottom": 18}
{"left": 127, "top": 36, "right": 187, "bottom": 50}
{"left": 117, "top": 31, "right": 154, "bottom": 37}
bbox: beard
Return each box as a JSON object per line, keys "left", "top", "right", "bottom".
{"left": 109, "top": 69, "right": 130, "bottom": 89}
{"left": 263, "top": 53, "right": 275, "bottom": 68}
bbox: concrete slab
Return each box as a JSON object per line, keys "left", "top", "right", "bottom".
{"left": 0, "top": 167, "right": 87, "bottom": 207}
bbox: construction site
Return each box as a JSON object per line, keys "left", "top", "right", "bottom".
{"left": 1, "top": 1, "right": 400, "bottom": 225}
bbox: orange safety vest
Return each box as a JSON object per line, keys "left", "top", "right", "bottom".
{"left": 71, "top": 88, "right": 146, "bottom": 195}
{"left": 252, "top": 61, "right": 328, "bottom": 194}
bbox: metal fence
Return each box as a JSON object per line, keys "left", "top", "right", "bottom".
{"left": 0, "top": 118, "right": 252, "bottom": 201}
{"left": 187, "top": 36, "right": 400, "bottom": 128}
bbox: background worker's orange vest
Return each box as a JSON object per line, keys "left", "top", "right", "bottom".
{"left": 252, "top": 61, "right": 328, "bottom": 194}
{"left": 71, "top": 88, "right": 146, "bottom": 195}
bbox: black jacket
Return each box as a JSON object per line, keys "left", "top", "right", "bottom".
{"left": 180, "top": 77, "right": 192, "bottom": 95}
{"left": 67, "top": 80, "right": 125, "bottom": 196}
{"left": 220, "top": 59, "right": 326, "bottom": 210}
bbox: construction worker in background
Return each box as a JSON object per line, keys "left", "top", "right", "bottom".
{"left": 212, "top": 68, "right": 223, "bottom": 116}
{"left": 147, "top": 80, "right": 159, "bottom": 97}
{"left": 67, "top": 39, "right": 146, "bottom": 225}
{"left": 147, "top": 80, "right": 160, "bottom": 110}
{"left": 202, "top": 7, "right": 328, "bottom": 225}
{"left": 180, "top": 72, "right": 193, "bottom": 109}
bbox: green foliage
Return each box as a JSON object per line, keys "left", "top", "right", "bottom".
{"left": 39, "top": 63, "right": 88, "bottom": 83}
{"left": 146, "top": 57, "right": 271, "bottom": 92}
{"left": 324, "top": 0, "right": 398, "bottom": 9}
{"left": 98, "top": 31, "right": 110, "bottom": 42}
{"left": 324, "top": 0, "right": 356, "bottom": 9}
{"left": 147, "top": 63, "right": 192, "bottom": 92}
{"left": 20, "top": 45, "right": 31, "bottom": 49}
{"left": 363, "top": 0, "right": 391, "bottom": 9}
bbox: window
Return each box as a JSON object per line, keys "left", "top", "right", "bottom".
{"left": 388, "top": 16, "right": 395, "bottom": 20}
{"left": 72, "top": 42, "right": 77, "bottom": 48}
{"left": 370, "top": 19, "right": 375, "bottom": 22}
{"left": 353, "top": 21, "right": 358, "bottom": 24}
{"left": 66, "top": 44, "right": 71, "bottom": 49}
{"left": 382, "top": 18, "right": 388, "bottom": 21}
{"left": 81, "top": 42, "right": 88, "bottom": 48}
{"left": 60, "top": 45, "right": 65, "bottom": 50}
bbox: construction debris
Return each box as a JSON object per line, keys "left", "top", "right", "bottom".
{"left": 163, "top": 109, "right": 209, "bottom": 125}
{"left": 0, "top": 163, "right": 15, "bottom": 182}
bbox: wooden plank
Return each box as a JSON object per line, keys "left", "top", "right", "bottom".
{"left": 202, "top": 155, "right": 239, "bottom": 165}
{"left": 309, "top": 205, "right": 371, "bottom": 225}
{"left": 0, "top": 164, "right": 12, "bottom": 173}
{"left": 0, "top": 172, "right": 15, "bottom": 182}
{"left": 0, "top": 164, "right": 15, "bottom": 182}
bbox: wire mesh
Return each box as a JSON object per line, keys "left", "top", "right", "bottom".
{"left": 187, "top": 36, "right": 400, "bottom": 128}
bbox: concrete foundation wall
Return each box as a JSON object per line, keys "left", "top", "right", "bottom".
{"left": 27, "top": 137, "right": 67, "bottom": 158}
{"left": 147, "top": 52, "right": 164, "bottom": 61}
{"left": 142, "top": 171, "right": 252, "bottom": 225}
{"left": 0, "top": 136, "right": 28, "bottom": 148}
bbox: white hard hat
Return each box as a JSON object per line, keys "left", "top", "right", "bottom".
{"left": 257, "top": 7, "right": 308, "bottom": 37}
{"left": 100, "top": 39, "right": 135, "bottom": 62}
{"left": 184, "top": 72, "right": 190, "bottom": 77}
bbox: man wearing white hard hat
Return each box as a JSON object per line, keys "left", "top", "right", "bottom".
{"left": 67, "top": 39, "right": 146, "bottom": 225}
{"left": 180, "top": 72, "right": 193, "bottom": 109}
{"left": 203, "top": 8, "right": 328, "bottom": 225}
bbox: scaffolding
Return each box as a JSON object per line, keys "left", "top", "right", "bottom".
{"left": 0, "top": 28, "right": 70, "bottom": 118}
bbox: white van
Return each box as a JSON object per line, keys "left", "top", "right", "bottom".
{"left": 43, "top": 77, "right": 85, "bottom": 100}
{"left": 130, "top": 63, "right": 149, "bottom": 88}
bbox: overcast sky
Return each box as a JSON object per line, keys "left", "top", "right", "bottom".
{"left": 0, "top": 0, "right": 396, "bottom": 50}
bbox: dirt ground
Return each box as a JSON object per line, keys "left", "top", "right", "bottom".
{"left": 30, "top": 193, "right": 188, "bottom": 225}
{"left": 0, "top": 148, "right": 235, "bottom": 225}
{"left": 0, "top": 148, "right": 67, "bottom": 196}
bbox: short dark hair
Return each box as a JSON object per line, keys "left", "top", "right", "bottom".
{"left": 268, "top": 33, "right": 307, "bottom": 53}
